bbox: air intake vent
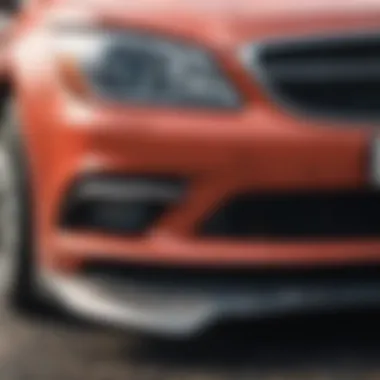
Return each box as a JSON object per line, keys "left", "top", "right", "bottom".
{"left": 200, "top": 190, "right": 380, "bottom": 240}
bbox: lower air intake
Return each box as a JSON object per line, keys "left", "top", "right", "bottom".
{"left": 201, "top": 190, "right": 380, "bottom": 240}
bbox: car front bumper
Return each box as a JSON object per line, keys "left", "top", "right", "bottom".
{"left": 38, "top": 103, "right": 377, "bottom": 270}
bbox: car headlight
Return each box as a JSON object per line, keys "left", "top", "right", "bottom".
{"left": 55, "top": 30, "right": 240, "bottom": 108}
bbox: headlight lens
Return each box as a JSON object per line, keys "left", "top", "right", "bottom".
{"left": 56, "top": 31, "right": 240, "bottom": 108}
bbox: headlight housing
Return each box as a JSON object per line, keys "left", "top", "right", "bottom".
{"left": 55, "top": 30, "right": 240, "bottom": 109}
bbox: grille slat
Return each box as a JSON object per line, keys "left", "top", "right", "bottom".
{"left": 249, "top": 32, "right": 380, "bottom": 121}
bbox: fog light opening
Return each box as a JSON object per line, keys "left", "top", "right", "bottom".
{"left": 60, "top": 176, "right": 186, "bottom": 235}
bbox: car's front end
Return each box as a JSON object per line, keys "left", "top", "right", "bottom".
{"left": 13, "top": 0, "right": 380, "bottom": 336}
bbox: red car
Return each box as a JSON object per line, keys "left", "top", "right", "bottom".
{"left": 1, "top": 0, "right": 380, "bottom": 336}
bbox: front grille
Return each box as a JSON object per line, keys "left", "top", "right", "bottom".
{"left": 247, "top": 31, "right": 380, "bottom": 122}
{"left": 200, "top": 190, "right": 380, "bottom": 240}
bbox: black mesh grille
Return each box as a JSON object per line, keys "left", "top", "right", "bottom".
{"left": 200, "top": 190, "right": 380, "bottom": 240}
{"left": 251, "top": 32, "right": 380, "bottom": 121}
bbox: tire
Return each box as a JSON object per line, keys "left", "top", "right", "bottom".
{"left": 0, "top": 99, "right": 39, "bottom": 312}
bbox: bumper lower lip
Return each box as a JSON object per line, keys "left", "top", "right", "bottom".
{"left": 41, "top": 268, "right": 380, "bottom": 337}
{"left": 41, "top": 271, "right": 216, "bottom": 336}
